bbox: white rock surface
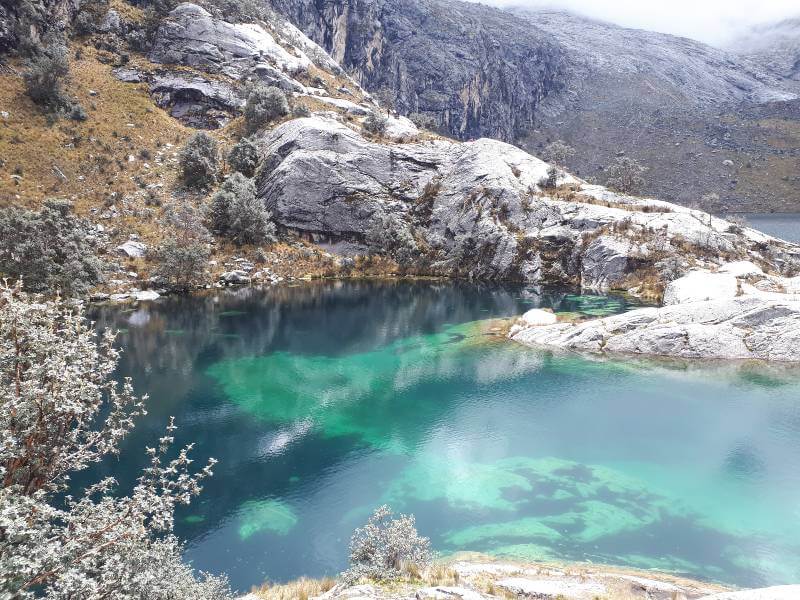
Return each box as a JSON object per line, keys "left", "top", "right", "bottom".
{"left": 718, "top": 261, "right": 764, "bottom": 277}
{"left": 663, "top": 271, "right": 739, "bottom": 305}
{"left": 116, "top": 241, "right": 147, "bottom": 258}
{"left": 133, "top": 290, "right": 160, "bottom": 302}
{"left": 497, "top": 577, "right": 606, "bottom": 598}
{"left": 699, "top": 585, "right": 800, "bottom": 600}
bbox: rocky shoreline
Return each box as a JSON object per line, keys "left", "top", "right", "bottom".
{"left": 246, "top": 557, "right": 800, "bottom": 600}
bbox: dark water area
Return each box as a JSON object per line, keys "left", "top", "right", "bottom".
{"left": 89, "top": 281, "right": 800, "bottom": 593}
{"left": 742, "top": 213, "right": 800, "bottom": 243}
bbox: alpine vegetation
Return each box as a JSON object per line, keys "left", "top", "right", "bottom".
{"left": 152, "top": 204, "right": 211, "bottom": 291}
{"left": 244, "top": 85, "right": 289, "bottom": 133}
{"left": 0, "top": 200, "right": 103, "bottom": 297}
{"left": 209, "top": 173, "right": 277, "bottom": 246}
{"left": 180, "top": 132, "right": 220, "bottom": 189}
{"left": 227, "top": 136, "right": 260, "bottom": 178}
{"left": 605, "top": 156, "right": 648, "bottom": 194}
{"left": 0, "top": 282, "right": 232, "bottom": 599}
{"left": 362, "top": 112, "right": 388, "bottom": 137}
{"left": 365, "top": 213, "right": 419, "bottom": 268}
{"left": 344, "top": 505, "right": 433, "bottom": 583}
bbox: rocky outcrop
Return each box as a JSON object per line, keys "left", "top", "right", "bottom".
{"left": 0, "top": 0, "right": 79, "bottom": 53}
{"left": 256, "top": 114, "right": 800, "bottom": 284}
{"left": 511, "top": 266, "right": 800, "bottom": 362}
{"left": 267, "top": 0, "right": 800, "bottom": 212}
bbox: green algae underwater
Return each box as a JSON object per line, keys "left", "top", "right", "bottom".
{"left": 90, "top": 281, "right": 800, "bottom": 593}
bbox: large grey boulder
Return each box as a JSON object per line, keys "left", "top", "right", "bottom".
{"left": 150, "top": 72, "right": 244, "bottom": 129}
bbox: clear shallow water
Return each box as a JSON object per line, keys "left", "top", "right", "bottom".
{"left": 90, "top": 281, "right": 800, "bottom": 593}
{"left": 742, "top": 213, "right": 800, "bottom": 243}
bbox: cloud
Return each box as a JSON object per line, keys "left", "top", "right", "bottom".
{"left": 468, "top": 0, "right": 800, "bottom": 46}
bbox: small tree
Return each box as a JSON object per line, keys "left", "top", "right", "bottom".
{"left": 344, "top": 505, "right": 432, "bottom": 583}
{"left": 180, "top": 132, "right": 219, "bottom": 189}
{"left": 605, "top": 156, "right": 647, "bottom": 195}
{"left": 541, "top": 140, "right": 575, "bottom": 167}
{"left": 227, "top": 136, "right": 260, "bottom": 177}
{"left": 244, "top": 85, "right": 289, "bottom": 133}
{"left": 363, "top": 112, "right": 388, "bottom": 137}
{"left": 538, "top": 166, "right": 559, "bottom": 190}
{"left": 0, "top": 200, "right": 103, "bottom": 297}
{"left": 152, "top": 205, "right": 211, "bottom": 291}
{"left": 365, "top": 212, "right": 418, "bottom": 267}
{"left": 23, "top": 42, "right": 70, "bottom": 110}
{"left": 209, "top": 173, "right": 276, "bottom": 246}
{"left": 0, "top": 282, "right": 232, "bottom": 599}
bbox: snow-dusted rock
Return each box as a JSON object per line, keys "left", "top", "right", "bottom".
{"left": 511, "top": 297, "right": 800, "bottom": 362}
{"left": 415, "top": 586, "right": 486, "bottom": 600}
{"left": 116, "top": 241, "right": 147, "bottom": 258}
{"left": 133, "top": 290, "right": 160, "bottom": 302}
{"left": 699, "top": 585, "right": 800, "bottom": 600}
{"left": 718, "top": 261, "right": 764, "bottom": 277}
{"left": 497, "top": 577, "right": 606, "bottom": 598}
{"left": 384, "top": 115, "right": 419, "bottom": 139}
{"left": 663, "top": 271, "right": 739, "bottom": 305}
{"left": 220, "top": 270, "right": 251, "bottom": 285}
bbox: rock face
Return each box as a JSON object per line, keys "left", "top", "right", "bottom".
{"left": 267, "top": 0, "right": 800, "bottom": 212}
{"left": 256, "top": 114, "right": 800, "bottom": 284}
{"left": 0, "top": 0, "right": 80, "bottom": 52}
{"left": 731, "top": 18, "right": 800, "bottom": 85}
{"left": 511, "top": 267, "right": 800, "bottom": 362}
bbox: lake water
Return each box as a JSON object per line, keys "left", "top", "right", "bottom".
{"left": 90, "top": 281, "right": 800, "bottom": 593}
{"left": 742, "top": 213, "right": 800, "bottom": 243}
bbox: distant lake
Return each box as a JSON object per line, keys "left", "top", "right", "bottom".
{"left": 742, "top": 213, "right": 800, "bottom": 243}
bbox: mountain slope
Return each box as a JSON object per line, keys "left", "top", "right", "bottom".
{"left": 268, "top": 0, "right": 800, "bottom": 212}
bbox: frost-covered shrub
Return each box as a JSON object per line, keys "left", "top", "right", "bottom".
{"left": 152, "top": 205, "right": 211, "bottom": 291}
{"left": 0, "top": 200, "right": 103, "bottom": 297}
{"left": 227, "top": 136, "right": 260, "bottom": 177}
{"left": 292, "top": 103, "right": 311, "bottom": 118}
{"left": 605, "top": 156, "right": 647, "bottom": 194}
{"left": 180, "top": 132, "right": 219, "bottom": 189}
{"left": 538, "top": 166, "right": 559, "bottom": 190}
{"left": 23, "top": 42, "right": 70, "bottom": 110}
{"left": 344, "top": 505, "right": 432, "bottom": 583}
{"left": 363, "top": 112, "right": 388, "bottom": 137}
{"left": 409, "top": 112, "right": 437, "bottom": 131}
{"left": 209, "top": 173, "right": 276, "bottom": 246}
{"left": 365, "top": 213, "right": 418, "bottom": 267}
{"left": 0, "top": 283, "right": 232, "bottom": 599}
{"left": 541, "top": 140, "right": 575, "bottom": 167}
{"left": 244, "top": 85, "right": 289, "bottom": 133}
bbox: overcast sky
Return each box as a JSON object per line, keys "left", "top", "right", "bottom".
{"left": 469, "top": 0, "right": 800, "bottom": 46}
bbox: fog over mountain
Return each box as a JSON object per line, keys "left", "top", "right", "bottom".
{"left": 468, "top": 0, "right": 800, "bottom": 46}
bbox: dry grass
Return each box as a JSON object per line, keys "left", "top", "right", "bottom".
{"left": 252, "top": 577, "right": 336, "bottom": 600}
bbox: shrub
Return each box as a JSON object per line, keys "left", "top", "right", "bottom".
{"left": 344, "top": 505, "right": 432, "bottom": 583}
{"left": 227, "top": 136, "right": 260, "bottom": 177}
{"left": 365, "top": 212, "right": 418, "bottom": 267}
{"left": 0, "top": 200, "right": 103, "bottom": 297}
{"left": 74, "top": 10, "right": 97, "bottom": 36}
{"left": 605, "top": 156, "right": 647, "bottom": 195}
{"left": 409, "top": 112, "right": 437, "bottom": 131}
{"left": 244, "top": 85, "right": 289, "bottom": 133}
{"left": 23, "top": 42, "right": 70, "bottom": 110}
{"left": 0, "top": 282, "right": 232, "bottom": 599}
{"left": 538, "top": 166, "right": 559, "bottom": 190}
{"left": 363, "top": 111, "right": 388, "bottom": 137}
{"left": 152, "top": 205, "right": 211, "bottom": 291}
{"left": 180, "top": 132, "right": 219, "bottom": 189}
{"left": 292, "top": 103, "right": 311, "bottom": 118}
{"left": 541, "top": 140, "right": 575, "bottom": 167}
{"left": 209, "top": 173, "right": 277, "bottom": 246}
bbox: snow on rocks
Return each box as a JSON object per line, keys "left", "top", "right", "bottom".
{"left": 116, "top": 240, "right": 147, "bottom": 258}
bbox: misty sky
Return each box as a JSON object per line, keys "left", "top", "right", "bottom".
{"left": 469, "top": 0, "right": 800, "bottom": 46}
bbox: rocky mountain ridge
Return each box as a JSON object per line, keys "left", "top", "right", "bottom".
{"left": 265, "top": 0, "right": 800, "bottom": 212}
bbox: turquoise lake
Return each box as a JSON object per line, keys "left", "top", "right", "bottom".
{"left": 90, "top": 281, "right": 800, "bottom": 593}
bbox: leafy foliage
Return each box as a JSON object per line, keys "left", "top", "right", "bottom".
{"left": 363, "top": 112, "right": 388, "bottom": 137}
{"left": 209, "top": 173, "right": 277, "bottom": 246}
{"left": 365, "top": 213, "right": 419, "bottom": 267}
{"left": 538, "top": 166, "right": 560, "bottom": 190}
{"left": 344, "top": 505, "right": 432, "bottom": 583}
{"left": 23, "top": 42, "right": 71, "bottom": 111}
{"left": 0, "top": 283, "right": 232, "bottom": 599}
{"left": 0, "top": 200, "right": 103, "bottom": 297}
{"left": 152, "top": 205, "right": 211, "bottom": 291}
{"left": 605, "top": 156, "right": 647, "bottom": 194}
{"left": 227, "top": 136, "right": 260, "bottom": 178}
{"left": 179, "top": 132, "right": 219, "bottom": 189}
{"left": 541, "top": 140, "right": 575, "bottom": 167}
{"left": 244, "top": 86, "right": 289, "bottom": 133}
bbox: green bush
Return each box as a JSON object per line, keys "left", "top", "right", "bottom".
{"left": 363, "top": 111, "right": 388, "bottom": 137}
{"left": 227, "top": 136, "right": 259, "bottom": 177}
{"left": 23, "top": 43, "right": 70, "bottom": 110}
{"left": 0, "top": 200, "right": 103, "bottom": 296}
{"left": 244, "top": 85, "right": 289, "bottom": 133}
{"left": 209, "top": 173, "right": 277, "bottom": 246}
{"left": 179, "top": 132, "right": 219, "bottom": 189}
{"left": 365, "top": 212, "right": 418, "bottom": 267}
{"left": 605, "top": 156, "right": 647, "bottom": 195}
